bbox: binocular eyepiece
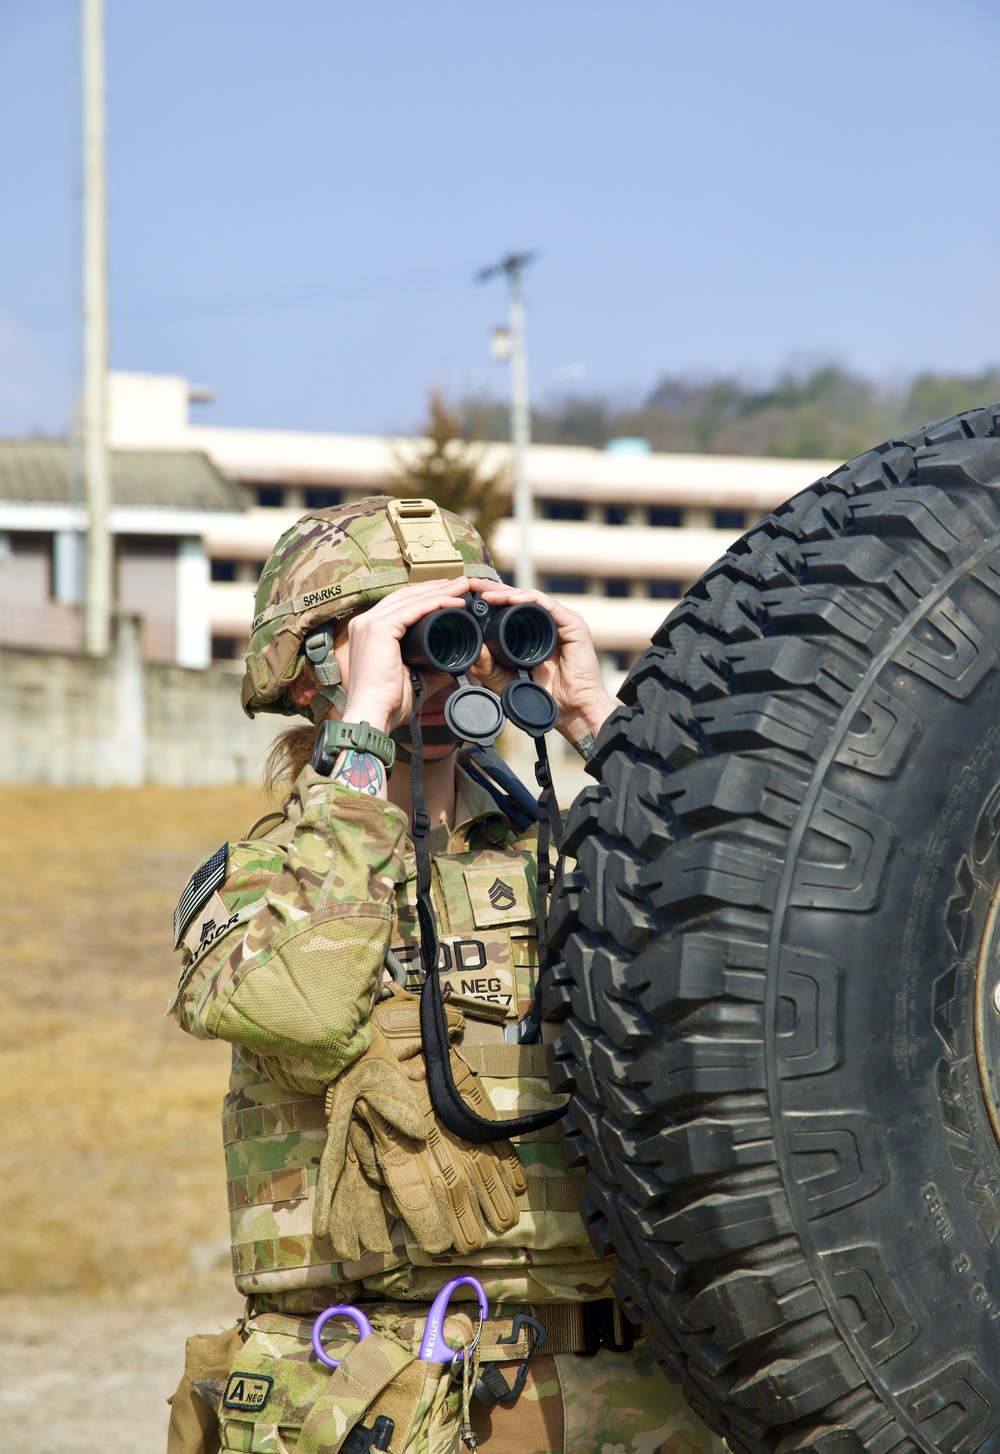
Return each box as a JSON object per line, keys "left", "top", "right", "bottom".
{"left": 401, "top": 594, "right": 559, "bottom": 746}
{"left": 401, "top": 595, "right": 558, "bottom": 674}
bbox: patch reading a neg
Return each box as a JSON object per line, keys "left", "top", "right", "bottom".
{"left": 223, "top": 1371, "right": 273, "bottom": 1412}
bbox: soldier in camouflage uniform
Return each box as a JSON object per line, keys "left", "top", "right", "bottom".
{"left": 167, "top": 497, "right": 721, "bottom": 1454}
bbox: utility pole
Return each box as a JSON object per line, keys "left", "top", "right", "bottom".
{"left": 82, "top": 0, "right": 111, "bottom": 656}
{"left": 477, "top": 252, "right": 536, "bottom": 589}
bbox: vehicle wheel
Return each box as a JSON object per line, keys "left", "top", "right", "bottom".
{"left": 548, "top": 404, "right": 1000, "bottom": 1453}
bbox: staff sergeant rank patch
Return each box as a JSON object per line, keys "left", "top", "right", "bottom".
{"left": 488, "top": 877, "right": 516, "bottom": 911}
{"left": 223, "top": 1372, "right": 273, "bottom": 1412}
{"left": 173, "top": 843, "right": 229, "bottom": 948}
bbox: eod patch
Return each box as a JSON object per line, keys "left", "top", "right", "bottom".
{"left": 392, "top": 931, "right": 521, "bottom": 1017}
{"left": 223, "top": 1371, "right": 273, "bottom": 1412}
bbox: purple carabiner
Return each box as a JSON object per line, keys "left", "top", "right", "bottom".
{"left": 312, "top": 1304, "right": 374, "bottom": 1370}
{"left": 418, "top": 1275, "right": 489, "bottom": 1365}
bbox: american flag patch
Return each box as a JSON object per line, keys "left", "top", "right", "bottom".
{"left": 173, "top": 844, "right": 229, "bottom": 948}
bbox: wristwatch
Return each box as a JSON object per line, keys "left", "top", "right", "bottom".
{"left": 312, "top": 719, "right": 397, "bottom": 775}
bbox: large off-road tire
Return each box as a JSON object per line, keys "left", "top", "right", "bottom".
{"left": 549, "top": 405, "right": 1000, "bottom": 1454}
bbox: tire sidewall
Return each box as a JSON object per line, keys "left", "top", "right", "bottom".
{"left": 770, "top": 538, "right": 1000, "bottom": 1424}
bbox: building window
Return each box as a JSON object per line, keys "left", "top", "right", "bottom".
{"left": 605, "top": 504, "right": 633, "bottom": 526}
{"left": 256, "top": 484, "right": 285, "bottom": 507}
{"left": 649, "top": 506, "right": 682, "bottom": 528}
{"left": 649, "top": 579, "right": 684, "bottom": 599}
{"left": 611, "top": 651, "right": 632, "bottom": 672}
{"left": 211, "top": 559, "right": 238, "bottom": 582}
{"left": 305, "top": 486, "right": 342, "bottom": 510}
{"left": 541, "top": 500, "right": 586, "bottom": 521}
{"left": 714, "top": 508, "right": 746, "bottom": 532}
{"left": 605, "top": 578, "right": 630, "bottom": 597}
{"left": 541, "top": 574, "right": 588, "bottom": 594}
{"left": 211, "top": 636, "right": 241, "bottom": 661}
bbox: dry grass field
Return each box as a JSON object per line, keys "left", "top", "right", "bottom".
{"left": 1, "top": 785, "right": 270, "bottom": 1448}
{"left": 2, "top": 784, "right": 276, "bottom": 1297}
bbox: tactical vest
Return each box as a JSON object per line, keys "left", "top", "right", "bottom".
{"left": 222, "top": 785, "right": 616, "bottom": 1305}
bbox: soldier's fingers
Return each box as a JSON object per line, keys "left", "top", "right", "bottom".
{"left": 475, "top": 584, "right": 592, "bottom": 642}
{"left": 466, "top": 643, "right": 514, "bottom": 692}
{"left": 354, "top": 577, "right": 475, "bottom": 635}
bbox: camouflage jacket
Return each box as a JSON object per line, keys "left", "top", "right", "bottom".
{"left": 172, "top": 764, "right": 616, "bottom": 1306}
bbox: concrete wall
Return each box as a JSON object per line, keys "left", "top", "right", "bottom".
{"left": 0, "top": 619, "right": 606, "bottom": 802}
{"left": 0, "top": 619, "right": 283, "bottom": 787}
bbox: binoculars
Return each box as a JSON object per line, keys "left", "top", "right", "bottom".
{"left": 402, "top": 595, "right": 556, "bottom": 674}
{"left": 401, "top": 595, "right": 558, "bottom": 745}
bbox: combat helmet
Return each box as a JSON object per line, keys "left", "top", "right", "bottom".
{"left": 241, "top": 495, "right": 501, "bottom": 719}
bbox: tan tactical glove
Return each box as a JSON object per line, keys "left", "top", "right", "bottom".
{"left": 313, "top": 1026, "right": 424, "bottom": 1256}
{"left": 314, "top": 989, "right": 527, "bottom": 1258}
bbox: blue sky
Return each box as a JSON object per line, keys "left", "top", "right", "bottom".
{"left": 2, "top": 0, "right": 999, "bottom": 436}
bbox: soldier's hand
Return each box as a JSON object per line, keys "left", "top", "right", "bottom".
{"left": 468, "top": 585, "right": 615, "bottom": 753}
{"left": 338, "top": 576, "right": 473, "bottom": 731}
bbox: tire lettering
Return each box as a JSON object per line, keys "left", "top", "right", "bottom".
{"left": 972, "top": 781, "right": 1000, "bottom": 866}
{"left": 945, "top": 856, "right": 976, "bottom": 955}
{"left": 932, "top": 967, "right": 962, "bottom": 1053}
{"left": 921, "top": 1180, "right": 955, "bottom": 1245}
{"left": 950, "top": 1144, "right": 1000, "bottom": 1244}
{"left": 936, "top": 1057, "right": 974, "bottom": 1140}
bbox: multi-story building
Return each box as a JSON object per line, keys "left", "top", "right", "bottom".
{"left": 0, "top": 431, "right": 243, "bottom": 666}
{"left": 0, "top": 370, "right": 840, "bottom": 792}
{"left": 108, "top": 371, "right": 838, "bottom": 676}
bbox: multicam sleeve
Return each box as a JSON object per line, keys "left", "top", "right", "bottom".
{"left": 172, "top": 765, "right": 409, "bottom": 1083}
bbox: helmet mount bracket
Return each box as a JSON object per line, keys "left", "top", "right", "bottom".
{"left": 387, "top": 498, "right": 466, "bottom": 583}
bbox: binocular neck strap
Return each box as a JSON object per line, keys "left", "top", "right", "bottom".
{"left": 407, "top": 672, "right": 566, "bottom": 1144}
{"left": 514, "top": 733, "right": 561, "bottom": 1047}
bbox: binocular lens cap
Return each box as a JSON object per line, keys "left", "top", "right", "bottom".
{"left": 444, "top": 685, "right": 505, "bottom": 746}
{"left": 500, "top": 680, "right": 558, "bottom": 738}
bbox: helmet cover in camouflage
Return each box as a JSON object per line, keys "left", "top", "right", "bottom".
{"left": 241, "top": 495, "right": 501, "bottom": 717}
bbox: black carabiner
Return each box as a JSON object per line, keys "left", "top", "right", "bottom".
{"left": 473, "top": 1313, "right": 548, "bottom": 1410}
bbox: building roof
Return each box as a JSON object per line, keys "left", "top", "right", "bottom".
{"left": 0, "top": 439, "right": 245, "bottom": 513}
{"left": 180, "top": 423, "right": 837, "bottom": 510}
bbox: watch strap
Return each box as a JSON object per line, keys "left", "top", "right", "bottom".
{"left": 312, "top": 719, "right": 397, "bottom": 775}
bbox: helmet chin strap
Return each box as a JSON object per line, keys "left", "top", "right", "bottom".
{"left": 303, "top": 625, "right": 349, "bottom": 722}
{"left": 390, "top": 723, "right": 458, "bottom": 764}
{"left": 309, "top": 682, "right": 348, "bottom": 723}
